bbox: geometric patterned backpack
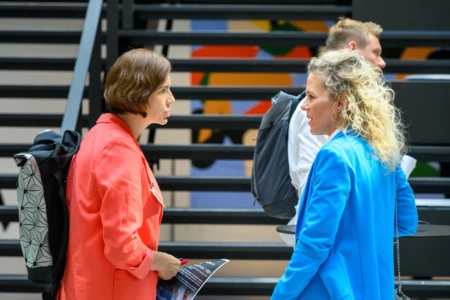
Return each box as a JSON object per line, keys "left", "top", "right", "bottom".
{"left": 13, "top": 129, "right": 81, "bottom": 300}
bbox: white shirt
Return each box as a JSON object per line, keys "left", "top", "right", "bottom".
{"left": 281, "top": 97, "right": 328, "bottom": 246}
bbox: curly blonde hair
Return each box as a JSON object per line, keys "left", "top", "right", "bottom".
{"left": 308, "top": 49, "right": 405, "bottom": 170}
{"left": 326, "top": 18, "right": 383, "bottom": 51}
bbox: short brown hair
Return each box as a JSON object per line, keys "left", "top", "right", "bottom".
{"left": 104, "top": 48, "right": 171, "bottom": 118}
{"left": 326, "top": 18, "right": 383, "bottom": 51}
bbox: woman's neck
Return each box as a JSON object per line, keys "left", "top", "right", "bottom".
{"left": 116, "top": 113, "right": 148, "bottom": 139}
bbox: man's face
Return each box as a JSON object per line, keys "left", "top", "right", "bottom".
{"left": 355, "top": 34, "right": 386, "bottom": 71}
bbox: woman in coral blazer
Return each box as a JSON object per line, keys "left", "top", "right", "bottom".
{"left": 58, "top": 49, "right": 179, "bottom": 300}
{"left": 271, "top": 50, "right": 418, "bottom": 300}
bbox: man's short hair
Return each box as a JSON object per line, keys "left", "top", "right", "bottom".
{"left": 104, "top": 49, "right": 171, "bottom": 118}
{"left": 326, "top": 18, "right": 383, "bottom": 51}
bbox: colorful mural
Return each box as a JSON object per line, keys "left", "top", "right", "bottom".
{"left": 189, "top": 20, "right": 329, "bottom": 209}
{"left": 188, "top": 20, "right": 449, "bottom": 209}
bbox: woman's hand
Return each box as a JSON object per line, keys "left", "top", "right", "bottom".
{"left": 151, "top": 251, "right": 181, "bottom": 280}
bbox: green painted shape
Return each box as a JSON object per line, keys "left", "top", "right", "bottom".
{"left": 410, "top": 162, "right": 440, "bottom": 178}
{"left": 199, "top": 72, "right": 210, "bottom": 104}
{"left": 261, "top": 22, "right": 302, "bottom": 56}
{"left": 200, "top": 72, "right": 210, "bottom": 86}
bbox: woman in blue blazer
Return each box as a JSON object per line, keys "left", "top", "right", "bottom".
{"left": 271, "top": 49, "right": 418, "bottom": 300}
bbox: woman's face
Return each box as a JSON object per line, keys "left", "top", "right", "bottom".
{"left": 145, "top": 74, "right": 175, "bottom": 125}
{"left": 301, "top": 73, "right": 342, "bottom": 136}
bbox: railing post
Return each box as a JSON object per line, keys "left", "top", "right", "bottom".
{"left": 107, "top": 0, "right": 119, "bottom": 72}
{"left": 122, "top": 0, "right": 134, "bottom": 29}
{"left": 88, "top": 13, "right": 103, "bottom": 129}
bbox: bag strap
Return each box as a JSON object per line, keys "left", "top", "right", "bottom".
{"left": 288, "top": 91, "right": 303, "bottom": 120}
{"left": 286, "top": 91, "right": 305, "bottom": 137}
{"left": 395, "top": 172, "right": 409, "bottom": 299}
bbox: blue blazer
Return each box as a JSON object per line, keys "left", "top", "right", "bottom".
{"left": 271, "top": 131, "right": 418, "bottom": 300}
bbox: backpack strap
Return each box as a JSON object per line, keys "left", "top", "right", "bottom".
{"left": 289, "top": 91, "right": 304, "bottom": 119}
{"left": 286, "top": 90, "right": 305, "bottom": 138}
{"left": 48, "top": 130, "right": 82, "bottom": 300}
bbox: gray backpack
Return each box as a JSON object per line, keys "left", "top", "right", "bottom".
{"left": 251, "top": 91, "right": 304, "bottom": 219}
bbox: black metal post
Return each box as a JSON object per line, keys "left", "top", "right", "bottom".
{"left": 88, "top": 14, "right": 103, "bottom": 129}
{"left": 122, "top": 0, "right": 134, "bottom": 29}
{"left": 107, "top": 0, "right": 119, "bottom": 71}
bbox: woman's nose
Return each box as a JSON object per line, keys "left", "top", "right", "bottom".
{"left": 169, "top": 90, "right": 175, "bottom": 103}
{"left": 300, "top": 102, "right": 308, "bottom": 111}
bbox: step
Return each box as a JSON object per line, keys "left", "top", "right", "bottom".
{"left": 133, "top": 4, "right": 351, "bottom": 20}
{"left": 0, "top": 30, "right": 104, "bottom": 44}
{"left": 0, "top": 57, "right": 104, "bottom": 71}
{"left": 2, "top": 205, "right": 450, "bottom": 226}
{"left": 0, "top": 275, "right": 448, "bottom": 297}
{"left": 1, "top": 174, "right": 450, "bottom": 194}
{"left": 161, "top": 0, "right": 345, "bottom": 4}
{"left": 0, "top": 114, "right": 261, "bottom": 129}
{"left": 1, "top": 57, "right": 450, "bottom": 74}
{"left": 120, "top": 30, "right": 450, "bottom": 47}
{"left": 0, "top": 240, "right": 291, "bottom": 259}
{"left": 2, "top": 144, "right": 450, "bottom": 162}
{"left": 0, "top": 3, "right": 348, "bottom": 20}
{"left": 0, "top": 3, "right": 101, "bottom": 19}
{"left": 165, "top": 58, "right": 450, "bottom": 74}
{"left": 10, "top": 0, "right": 342, "bottom": 3}
{"left": 2, "top": 237, "right": 450, "bottom": 277}
{"left": 0, "top": 206, "right": 282, "bottom": 225}
{"left": 1, "top": 81, "right": 449, "bottom": 100}
{"left": 0, "top": 85, "right": 88, "bottom": 99}
{"left": 0, "top": 275, "right": 279, "bottom": 295}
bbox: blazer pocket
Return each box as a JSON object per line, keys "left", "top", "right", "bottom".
{"left": 113, "top": 269, "right": 133, "bottom": 300}
{"left": 318, "top": 253, "right": 354, "bottom": 300}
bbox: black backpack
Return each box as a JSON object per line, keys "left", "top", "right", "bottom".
{"left": 251, "top": 91, "right": 304, "bottom": 219}
{"left": 13, "top": 129, "right": 81, "bottom": 300}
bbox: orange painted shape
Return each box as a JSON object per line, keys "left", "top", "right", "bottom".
{"left": 203, "top": 100, "right": 232, "bottom": 115}
{"left": 290, "top": 21, "right": 330, "bottom": 32}
{"left": 191, "top": 72, "right": 204, "bottom": 86}
{"left": 198, "top": 129, "right": 212, "bottom": 143}
{"left": 396, "top": 47, "right": 437, "bottom": 80}
{"left": 192, "top": 46, "right": 259, "bottom": 58}
{"left": 209, "top": 73, "right": 292, "bottom": 86}
{"left": 245, "top": 101, "right": 272, "bottom": 115}
{"left": 401, "top": 47, "right": 436, "bottom": 60}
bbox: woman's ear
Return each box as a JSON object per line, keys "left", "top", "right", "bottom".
{"left": 336, "top": 96, "right": 345, "bottom": 113}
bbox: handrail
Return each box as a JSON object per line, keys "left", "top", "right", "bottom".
{"left": 2, "top": 144, "right": 450, "bottom": 162}
{"left": 61, "top": 0, "right": 103, "bottom": 133}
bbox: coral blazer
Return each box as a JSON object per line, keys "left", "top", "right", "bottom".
{"left": 58, "top": 114, "right": 165, "bottom": 300}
